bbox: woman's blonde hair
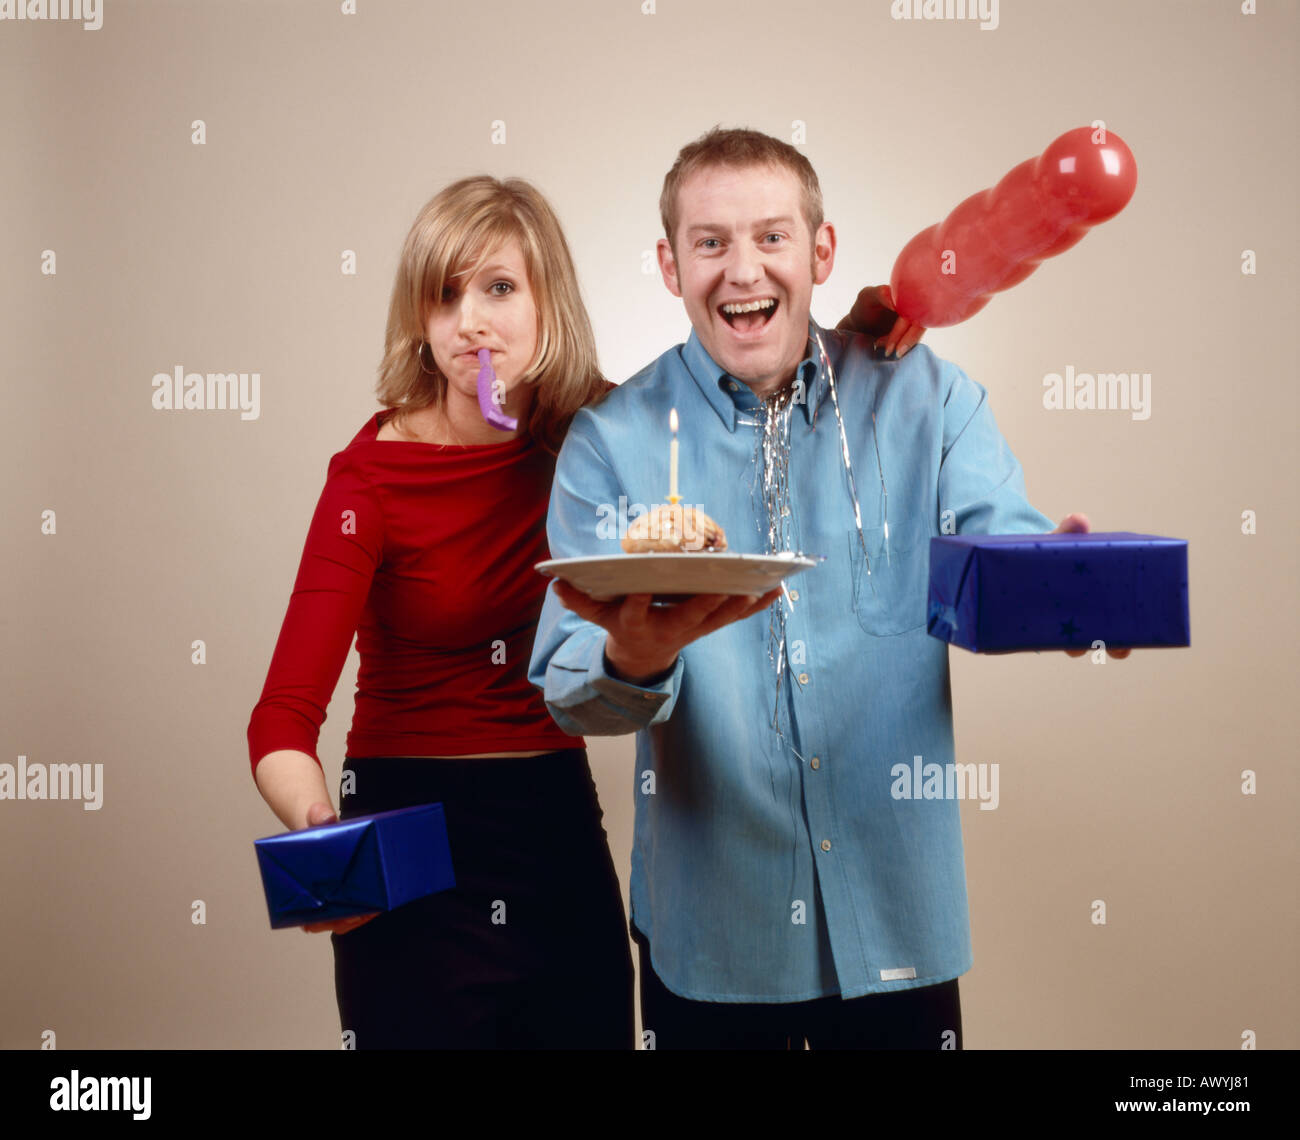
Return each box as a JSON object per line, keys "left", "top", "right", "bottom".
{"left": 376, "top": 176, "right": 607, "bottom": 454}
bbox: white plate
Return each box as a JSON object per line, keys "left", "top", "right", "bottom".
{"left": 535, "top": 552, "right": 818, "bottom": 599}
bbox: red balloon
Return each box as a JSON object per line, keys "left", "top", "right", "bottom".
{"left": 890, "top": 127, "right": 1137, "bottom": 328}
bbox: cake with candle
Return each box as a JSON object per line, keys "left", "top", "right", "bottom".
{"left": 622, "top": 505, "right": 728, "bottom": 553}
{"left": 626, "top": 407, "right": 727, "bottom": 552}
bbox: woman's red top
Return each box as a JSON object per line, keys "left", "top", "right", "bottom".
{"left": 247, "top": 410, "right": 582, "bottom": 776}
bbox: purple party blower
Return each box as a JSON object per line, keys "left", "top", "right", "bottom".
{"left": 476, "top": 348, "right": 517, "bottom": 431}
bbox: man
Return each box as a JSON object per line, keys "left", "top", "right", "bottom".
{"left": 529, "top": 127, "right": 1119, "bottom": 1050}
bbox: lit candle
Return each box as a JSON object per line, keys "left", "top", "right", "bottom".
{"left": 668, "top": 407, "right": 680, "bottom": 504}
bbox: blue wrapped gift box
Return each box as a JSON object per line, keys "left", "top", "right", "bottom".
{"left": 927, "top": 532, "right": 1190, "bottom": 653}
{"left": 254, "top": 803, "right": 455, "bottom": 929}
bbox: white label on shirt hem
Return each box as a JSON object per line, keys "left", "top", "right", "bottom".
{"left": 880, "top": 967, "right": 917, "bottom": 981}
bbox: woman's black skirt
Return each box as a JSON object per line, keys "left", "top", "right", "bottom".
{"left": 330, "top": 749, "right": 634, "bottom": 1049}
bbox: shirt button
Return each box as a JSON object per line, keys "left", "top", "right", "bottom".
{"left": 810, "top": 756, "right": 820, "bottom": 770}
{"left": 727, "top": 381, "right": 738, "bottom": 391}
{"left": 798, "top": 672, "right": 809, "bottom": 685}
{"left": 820, "top": 839, "right": 831, "bottom": 852}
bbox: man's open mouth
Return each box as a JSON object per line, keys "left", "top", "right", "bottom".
{"left": 719, "top": 297, "right": 778, "bottom": 333}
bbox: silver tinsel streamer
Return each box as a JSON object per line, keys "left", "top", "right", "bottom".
{"left": 814, "top": 325, "right": 890, "bottom": 592}
{"left": 751, "top": 381, "right": 798, "bottom": 740}
{"left": 750, "top": 324, "right": 891, "bottom": 746}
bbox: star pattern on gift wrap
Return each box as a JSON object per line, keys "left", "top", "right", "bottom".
{"left": 1073, "top": 560, "right": 1089, "bottom": 574}
{"left": 1059, "top": 617, "right": 1081, "bottom": 638}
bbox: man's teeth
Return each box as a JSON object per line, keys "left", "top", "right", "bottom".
{"left": 721, "top": 299, "right": 776, "bottom": 314}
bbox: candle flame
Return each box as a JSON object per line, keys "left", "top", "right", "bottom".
{"left": 670, "top": 407, "right": 678, "bottom": 433}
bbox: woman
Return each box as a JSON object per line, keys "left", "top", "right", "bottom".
{"left": 247, "top": 176, "right": 629, "bottom": 1049}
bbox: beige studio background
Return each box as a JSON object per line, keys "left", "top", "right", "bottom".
{"left": 1, "top": 0, "right": 1296, "bottom": 1050}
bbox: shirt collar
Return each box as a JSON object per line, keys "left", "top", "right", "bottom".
{"left": 681, "top": 321, "right": 832, "bottom": 432}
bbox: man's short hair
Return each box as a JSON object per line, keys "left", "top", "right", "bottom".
{"left": 659, "top": 126, "right": 825, "bottom": 255}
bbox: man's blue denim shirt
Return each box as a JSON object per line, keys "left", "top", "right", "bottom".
{"left": 528, "top": 322, "right": 1053, "bottom": 1002}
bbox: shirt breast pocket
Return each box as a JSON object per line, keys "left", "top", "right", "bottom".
{"left": 847, "top": 515, "right": 930, "bottom": 637}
